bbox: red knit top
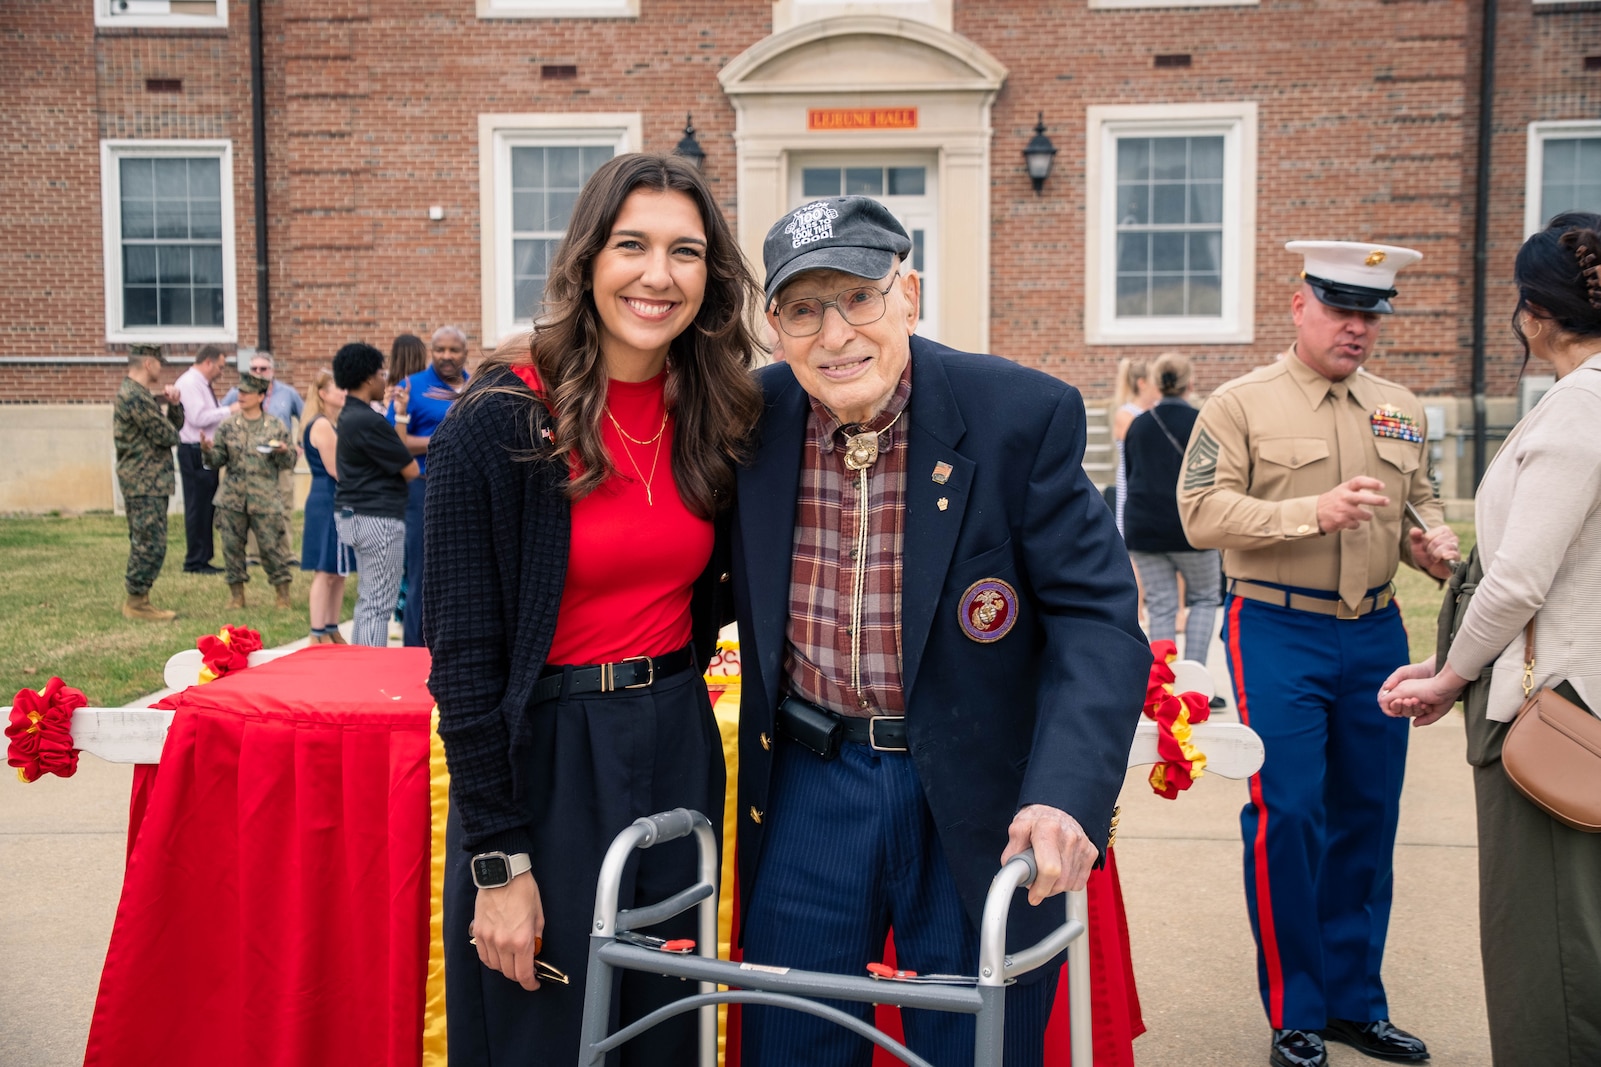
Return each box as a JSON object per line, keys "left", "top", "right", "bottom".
{"left": 511, "top": 364, "right": 712, "bottom": 665}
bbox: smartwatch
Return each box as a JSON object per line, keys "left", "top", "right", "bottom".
{"left": 471, "top": 850, "right": 532, "bottom": 889}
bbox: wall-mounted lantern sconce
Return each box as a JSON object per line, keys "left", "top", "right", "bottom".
{"left": 1023, "top": 112, "right": 1057, "bottom": 195}
{"left": 674, "top": 114, "right": 706, "bottom": 171}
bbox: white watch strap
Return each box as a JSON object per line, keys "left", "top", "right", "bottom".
{"left": 507, "top": 852, "right": 532, "bottom": 878}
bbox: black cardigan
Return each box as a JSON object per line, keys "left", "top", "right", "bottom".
{"left": 422, "top": 367, "right": 729, "bottom": 856}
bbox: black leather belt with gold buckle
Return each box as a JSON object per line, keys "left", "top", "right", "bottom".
{"left": 777, "top": 695, "right": 908, "bottom": 759}
{"left": 533, "top": 646, "right": 694, "bottom": 705}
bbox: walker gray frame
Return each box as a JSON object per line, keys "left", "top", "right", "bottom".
{"left": 577, "top": 808, "right": 1091, "bottom": 1067}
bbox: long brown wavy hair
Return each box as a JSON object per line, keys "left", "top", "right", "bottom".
{"left": 465, "top": 153, "right": 762, "bottom": 517}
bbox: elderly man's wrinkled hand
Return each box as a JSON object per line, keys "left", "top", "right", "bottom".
{"left": 1001, "top": 804, "right": 1097, "bottom": 904}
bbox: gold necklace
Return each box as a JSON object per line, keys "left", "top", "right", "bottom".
{"left": 609, "top": 414, "right": 666, "bottom": 506}
{"left": 605, "top": 406, "right": 667, "bottom": 446}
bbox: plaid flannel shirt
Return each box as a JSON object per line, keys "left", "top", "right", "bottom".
{"left": 784, "top": 365, "right": 913, "bottom": 718}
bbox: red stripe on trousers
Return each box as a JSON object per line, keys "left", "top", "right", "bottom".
{"left": 1228, "top": 595, "right": 1286, "bottom": 1028}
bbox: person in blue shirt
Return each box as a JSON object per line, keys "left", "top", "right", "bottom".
{"left": 387, "top": 325, "right": 469, "bottom": 646}
{"left": 222, "top": 351, "right": 305, "bottom": 564}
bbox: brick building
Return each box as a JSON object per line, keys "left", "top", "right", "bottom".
{"left": 3, "top": 0, "right": 1599, "bottom": 511}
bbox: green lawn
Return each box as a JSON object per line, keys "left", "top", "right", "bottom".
{"left": 1393, "top": 520, "right": 1477, "bottom": 665}
{"left": 1, "top": 512, "right": 358, "bottom": 708}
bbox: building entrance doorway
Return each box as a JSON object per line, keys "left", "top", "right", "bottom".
{"left": 789, "top": 154, "right": 940, "bottom": 341}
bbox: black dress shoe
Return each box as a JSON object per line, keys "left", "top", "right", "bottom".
{"left": 184, "top": 563, "right": 226, "bottom": 575}
{"left": 1324, "top": 1019, "right": 1429, "bottom": 1062}
{"left": 1270, "top": 1028, "right": 1327, "bottom": 1067}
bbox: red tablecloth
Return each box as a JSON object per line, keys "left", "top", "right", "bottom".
{"left": 84, "top": 646, "right": 436, "bottom": 1067}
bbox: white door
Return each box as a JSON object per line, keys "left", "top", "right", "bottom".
{"left": 789, "top": 154, "right": 940, "bottom": 341}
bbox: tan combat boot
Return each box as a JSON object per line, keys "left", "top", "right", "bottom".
{"left": 274, "top": 583, "right": 293, "bottom": 609}
{"left": 122, "top": 594, "right": 177, "bottom": 622}
{"left": 228, "top": 583, "right": 247, "bottom": 609}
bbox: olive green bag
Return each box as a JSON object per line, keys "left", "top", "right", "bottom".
{"left": 1435, "top": 547, "right": 1501, "bottom": 767}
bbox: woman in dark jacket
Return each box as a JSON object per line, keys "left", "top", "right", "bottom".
{"left": 1123, "top": 351, "right": 1222, "bottom": 666}
{"left": 423, "top": 153, "right": 762, "bottom": 1066}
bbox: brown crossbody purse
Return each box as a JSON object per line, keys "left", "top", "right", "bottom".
{"left": 1500, "top": 621, "right": 1601, "bottom": 832}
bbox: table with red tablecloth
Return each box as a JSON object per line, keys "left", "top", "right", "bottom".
{"left": 85, "top": 646, "right": 438, "bottom": 1067}
{"left": 83, "top": 645, "right": 1141, "bottom": 1066}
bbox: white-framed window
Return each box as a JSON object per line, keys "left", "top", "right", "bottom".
{"left": 476, "top": 0, "right": 638, "bottom": 18}
{"left": 478, "top": 114, "right": 641, "bottom": 345}
{"left": 100, "top": 140, "right": 237, "bottom": 344}
{"left": 1085, "top": 102, "right": 1257, "bottom": 346}
{"left": 96, "top": 0, "right": 227, "bottom": 29}
{"left": 1524, "top": 121, "right": 1601, "bottom": 236}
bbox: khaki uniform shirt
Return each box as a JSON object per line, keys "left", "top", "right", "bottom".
{"left": 203, "top": 412, "right": 297, "bottom": 514}
{"left": 1177, "top": 347, "right": 1444, "bottom": 610}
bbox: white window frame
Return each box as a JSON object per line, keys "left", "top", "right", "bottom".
{"left": 478, "top": 113, "right": 641, "bottom": 346}
{"left": 477, "top": 0, "right": 638, "bottom": 18}
{"left": 95, "top": 0, "right": 227, "bottom": 29}
{"left": 100, "top": 139, "right": 238, "bottom": 345}
{"left": 1524, "top": 120, "right": 1601, "bottom": 236}
{"left": 1085, "top": 102, "right": 1257, "bottom": 346}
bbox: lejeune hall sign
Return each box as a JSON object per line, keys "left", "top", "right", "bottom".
{"left": 806, "top": 107, "right": 919, "bottom": 130}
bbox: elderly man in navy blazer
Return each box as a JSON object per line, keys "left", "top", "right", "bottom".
{"left": 733, "top": 196, "right": 1150, "bottom": 1067}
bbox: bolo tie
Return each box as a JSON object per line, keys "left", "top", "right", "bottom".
{"left": 839, "top": 410, "right": 903, "bottom": 696}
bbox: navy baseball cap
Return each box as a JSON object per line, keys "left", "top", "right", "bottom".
{"left": 763, "top": 196, "right": 913, "bottom": 302}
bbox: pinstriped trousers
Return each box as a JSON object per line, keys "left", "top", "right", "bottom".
{"left": 742, "top": 740, "right": 1056, "bottom": 1067}
{"left": 335, "top": 510, "right": 405, "bottom": 646}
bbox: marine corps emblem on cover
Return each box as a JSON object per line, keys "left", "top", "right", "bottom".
{"left": 958, "top": 578, "right": 1018, "bottom": 643}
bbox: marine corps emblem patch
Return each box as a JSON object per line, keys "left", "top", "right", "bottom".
{"left": 958, "top": 578, "right": 1018, "bottom": 643}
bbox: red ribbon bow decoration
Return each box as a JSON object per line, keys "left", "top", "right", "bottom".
{"left": 196, "top": 625, "right": 264, "bottom": 684}
{"left": 1142, "top": 640, "right": 1212, "bottom": 799}
{"left": 7, "top": 677, "right": 86, "bottom": 783}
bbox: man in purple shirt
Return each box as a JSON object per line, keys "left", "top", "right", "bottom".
{"left": 175, "top": 344, "right": 238, "bottom": 574}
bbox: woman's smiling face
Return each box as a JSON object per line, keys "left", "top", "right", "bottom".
{"left": 590, "top": 187, "right": 708, "bottom": 377}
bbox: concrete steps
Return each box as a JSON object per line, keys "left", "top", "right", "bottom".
{"left": 1084, "top": 403, "right": 1114, "bottom": 489}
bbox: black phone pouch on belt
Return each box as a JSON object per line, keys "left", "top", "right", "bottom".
{"left": 777, "top": 696, "right": 841, "bottom": 761}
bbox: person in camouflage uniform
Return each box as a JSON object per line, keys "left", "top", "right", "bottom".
{"left": 113, "top": 344, "right": 186, "bottom": 621}
{"left": 203, "top": 372, "right": 297, "bottom": 608}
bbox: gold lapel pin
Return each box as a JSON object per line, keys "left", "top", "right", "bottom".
{"left": 937, "top": 497, "right": 949, "bottom": 511}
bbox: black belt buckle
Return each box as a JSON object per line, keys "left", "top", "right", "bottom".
{"left": 777, "top": 697, "right": 841, "bottom": 761}
{"left": 868, "top": 716, "right": 908, "bottom": 753}
{"left": 602, "top": 655, "right": 653, "bottom": 692}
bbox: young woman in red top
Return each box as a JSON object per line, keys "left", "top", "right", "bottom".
{"left": 425, "top": 154, "right": 762, "bottom": 1065}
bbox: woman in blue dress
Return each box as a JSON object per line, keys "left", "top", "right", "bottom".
{"left": 301, "top": 368, "right": 356, "bottom": 643}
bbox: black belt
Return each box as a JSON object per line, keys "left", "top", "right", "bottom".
{"left": 533, "top": 646, "right": 694, "bottom": 705}
{"left": 777, "top": 695, "right": 907, "bottom": 759}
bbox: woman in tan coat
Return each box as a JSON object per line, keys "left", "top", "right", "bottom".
{"left": 1381, "top": 211, "right": 1601, "bottom": 1065}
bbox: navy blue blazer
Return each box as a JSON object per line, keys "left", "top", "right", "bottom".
{"left": 732, "top": 336, "right": 1150, "bottom": 952}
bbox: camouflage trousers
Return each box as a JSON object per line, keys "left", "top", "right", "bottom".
{"left": 124, "top": 495, "right": 170, "bottom": 596}
{"left": 217, "top": 507, "right": 292, "bottom": 587}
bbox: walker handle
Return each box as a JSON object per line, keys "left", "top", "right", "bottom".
{"left": 636, "top": 808, "right": 700, "bottom": 847}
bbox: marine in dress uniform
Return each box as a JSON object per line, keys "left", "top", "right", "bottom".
{"left": 203, "top": 372, "right": 298, "bottom": 609}
{"left": 113, "top": 343, "right": 185, "bottom": 621}
{"left": 1178, "top": 242, "right": 1460, "bottom": 1067}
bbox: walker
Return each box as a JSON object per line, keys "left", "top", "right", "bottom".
{"left": 576, "top": 808, "right": 1091, "bottom": 1067}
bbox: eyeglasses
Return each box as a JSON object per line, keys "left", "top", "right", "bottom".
{"left": 249, "top": 365, "right": 272, "bottom": 373}
{"left": 467, "top": 936, "right": 570, "bottom": 985}
{"left": 774, "top": 272, "right": 899, "bottom": 338}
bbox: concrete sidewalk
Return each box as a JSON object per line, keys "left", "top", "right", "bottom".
{"left": 1117, "top": 636, "right": 1489, "bottom": 1065}
{"left": 0, "top": 626, "right": 1490, "bottom": 1065}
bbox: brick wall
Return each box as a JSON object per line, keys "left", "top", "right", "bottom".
{"left": 1466, "top": 0, "right": 1601, "bottom": 399}
{"left": 4, "top": 0, "right": 1598, "bottom": 407}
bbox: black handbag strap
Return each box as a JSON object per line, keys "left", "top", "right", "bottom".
{"left": 1147, "top": 405, "right": 1187, "bottom": 457}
